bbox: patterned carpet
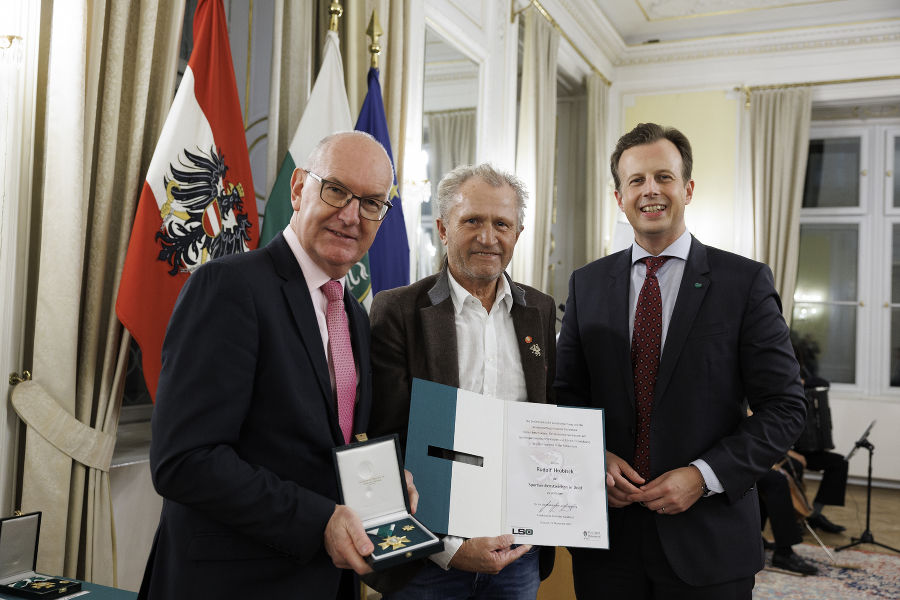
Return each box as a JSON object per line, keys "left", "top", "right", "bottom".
{"left": 754, "top": 544, "right": 900, "bottom": 599}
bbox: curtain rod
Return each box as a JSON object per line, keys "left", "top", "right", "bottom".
{"left": 735, "top": 74, "right": 900, "bottom": 107}
{"left": 424, "top": 107, "right": 477, "bottom": 116}
{"left": 511, "top": 0, "right": 612, "bottom": 86}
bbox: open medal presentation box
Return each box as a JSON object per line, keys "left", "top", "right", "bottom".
{"left": 333, "top": 435, "right": 443, "bottom": 570}
{"left": 0, "top": 513, "right": 81, "bottom": 598}
{"left": 406, "top": 378, "right": 609, "bottom": 549}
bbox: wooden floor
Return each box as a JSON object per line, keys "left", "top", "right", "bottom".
{"left": 365, "top": 481, "right": 899, "bottom": 599}
{"left": 536, "top": 480, "right": 900, "bottom": 599}
{"left": 793, "top": 479, "right": 900, "bottom": 553}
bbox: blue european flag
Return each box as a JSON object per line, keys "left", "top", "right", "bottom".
{"left": 355, "top": 67, "right": 410, "bottom": 294}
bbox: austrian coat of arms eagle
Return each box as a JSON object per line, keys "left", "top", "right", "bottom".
{"left": 156, "top": 146, "right": 253, "bottom": 275}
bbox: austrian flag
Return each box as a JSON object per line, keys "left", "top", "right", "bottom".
{"left": 116, "top": 0, "right": 257, "bottom": 400}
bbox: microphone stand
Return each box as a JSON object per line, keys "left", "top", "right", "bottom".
{"left": 835, "top": 437, "right": 900, "bottom": 554}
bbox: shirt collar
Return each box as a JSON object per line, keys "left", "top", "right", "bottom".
{"left": 631, "top": 229, "right": 692, "bottom": 265}
{"left": 282, "top": 226, "right": 344, "bottom": 292}
{"left": 447, "top": 269, "right": 513, "bottom": 315}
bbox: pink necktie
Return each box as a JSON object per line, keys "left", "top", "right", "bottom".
{"left": 632, "top": 256, "right": 670, "bottom": 479}
{"left": 322, "top": 280, "right": 356, "bottom": 443}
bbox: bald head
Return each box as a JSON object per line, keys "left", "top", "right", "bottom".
{"left": 288, "top": 131, "right": 395, "bottom": 279}
{"left": 305, "top": 131, "right": 394, "bottom": 182}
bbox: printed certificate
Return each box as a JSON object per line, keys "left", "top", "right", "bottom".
{"left": 405, "top": 378, "right": 608, "bottom": 548}
{"left": 504, "top": 403, "right": 608, "bottom": 548}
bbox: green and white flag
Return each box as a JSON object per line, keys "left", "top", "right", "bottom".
{"left": 261, "top": 30, "right": 373, "bottom": 304}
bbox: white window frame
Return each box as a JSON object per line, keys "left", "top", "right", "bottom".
{"left": 800, "top": 119, "right": 900, "bottom": 400}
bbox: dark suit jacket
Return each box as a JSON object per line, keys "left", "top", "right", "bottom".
{"left": 364, "top": 265, "right": 558, "bottom": 591}
{"left": 139, "top": 235, "right": 372, "bottom": 599}
{"left": 555, "top": 236, "right": 806, "bottom": 587}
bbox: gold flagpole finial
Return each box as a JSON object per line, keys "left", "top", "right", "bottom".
{"left": 366, "top": 10, "right": 383, "bottom": 69}
{"left": 329, "top": 1, "right": 343, "bottom": 33}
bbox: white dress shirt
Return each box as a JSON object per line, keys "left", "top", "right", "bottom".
{"left": 448, "top": 271, "right": 528, "bottom": 404}
{"left": 430, "top": 270, "right": 528, "bottom": 569}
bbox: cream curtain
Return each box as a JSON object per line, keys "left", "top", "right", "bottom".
{"left": 265, "top": 0, "right": 312, "bottom": 197}
{"left": 750, "top": 88, "right": 812, "bottom": 323}
{"left": 380, "top": 0, "right": 410, "bottom": 186}
{"left": 426, "top": 109, "right": 477, "bottom": 199}
{"left": 513, "top": 7, "right": 559, "bottom": 290}
{"left": 423, "top": 109, "right": 476, "bottom": 276}
{"left": 340, "top": 0, "right": 410, "bottom": 183}
{"left": 11, "top": 0, "right": 183, "bottom": 583}
{"left": 585, "top": 73, "right": 610, "bottom": 260}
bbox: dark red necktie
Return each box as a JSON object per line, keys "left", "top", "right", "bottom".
{"left": 632, "top": 256, "right": 670, "bottom": 479}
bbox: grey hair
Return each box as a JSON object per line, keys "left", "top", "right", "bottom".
{"left": 305, "top": 130, "right": 394, "bottom": 179}
{"left": 435, "top": 163, "right": 527, "bottom": 231}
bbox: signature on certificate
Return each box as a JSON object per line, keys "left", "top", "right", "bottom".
{"left": 537, "top": 499, "right": 578, "bottom": 514}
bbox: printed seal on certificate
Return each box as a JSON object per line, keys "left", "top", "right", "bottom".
{"left": 333, "top": 434, "right": 443, "bottom": 570}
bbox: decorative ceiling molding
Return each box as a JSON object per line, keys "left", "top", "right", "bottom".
{"left": 637, "top": 0, "right": 842, "bottom": 21}
{"left": 614, "top": 19, "right": 900, "bottom": 65}
{"left": 544, "top": 1, "right": 900, "bottom": 72}
{"left": 424, "top": 67, "right": 478, "bottom": 84}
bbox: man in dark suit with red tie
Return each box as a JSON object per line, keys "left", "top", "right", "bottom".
{"left": 139, "top": 131, "right": 410, "bottom": 599}
{"left": 555, "top": 122, "right": 807, "bottom": 598}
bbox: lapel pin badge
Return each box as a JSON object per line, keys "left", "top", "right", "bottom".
{"left": 694, "top": 282, "right": 703, "bottom": 288}
{"left": 530, "top": 343, "right": 541, "bottom": 357}
{"left": 524, "top": 335, "right": 533, "bottom": 343}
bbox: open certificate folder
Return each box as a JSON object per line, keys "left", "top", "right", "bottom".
{"left": 405, "top": 378, "right": 609, "bottom": 549}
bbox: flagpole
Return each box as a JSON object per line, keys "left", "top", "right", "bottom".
{"left": 329, "top": 1, "right": 343, "bottom": 32}
{"left": 367, "top": 10, "right": 382, "bottom": 69}
{"left": 351, "top": 9, "right": 410, "bottom": 298}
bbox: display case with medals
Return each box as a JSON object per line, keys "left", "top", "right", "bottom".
{"left": 0, "top": 512, "right": 82, "bottom": 598}
{"left": 334, "top": 434, "right": 443, "bottom": 570}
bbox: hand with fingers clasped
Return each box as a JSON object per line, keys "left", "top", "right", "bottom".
{"left": 628, "top": 465, "right": 706, "bottom": 515}
{"left": 324, "top": 504, "right": 375, "bottom": 575}
{"left": 448, "top": 535, "right": 532, "bottom": 574}
{"left": 605, "top": 450, "right": 645, "bottom": 508}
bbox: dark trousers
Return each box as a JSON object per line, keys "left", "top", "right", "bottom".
{"left": 337, "top": 571, "right": 357, "bottom": 600}
{"left": 570, "top": 504, "right": 753, "bottom": 600}
{"left": 757, "top": 469, "right": 802, "bottom": 548}
{"left": 801, "top": 451, "right": 848, "bottom": 506}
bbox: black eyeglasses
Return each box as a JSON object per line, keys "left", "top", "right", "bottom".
{"left": 307, "top": 171, "right": 392, "bottom": 221}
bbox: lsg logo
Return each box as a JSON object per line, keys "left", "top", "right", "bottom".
{"left": 511, "top": 528, "right": 533, "bottom": 535}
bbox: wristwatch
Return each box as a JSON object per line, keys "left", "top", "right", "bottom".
{"left": 700, "top": 480, "right": 711, "bottom": 497}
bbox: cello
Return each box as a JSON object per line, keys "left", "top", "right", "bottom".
{"left": 772, "top": 453, "right": 813, "bottom": 519}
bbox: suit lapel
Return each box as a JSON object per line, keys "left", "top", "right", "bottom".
{"left": 345, "top": 290, "right": 371, "bottom": 437}
{"left": 269, "top": 237, "right": 341, "bottom": 442}
{"left": 511, "top": 302, "right": 547, "bottom": 404}
{"left": 421, "top": 267, "right": 460, "bottom": 388}
{"left": 655, "top": 238, "right": 710, "bottom": 404}
{"left": 610, "top": 250, "right": 635, "bottom": 408}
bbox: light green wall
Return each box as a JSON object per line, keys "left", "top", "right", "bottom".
{"left": 624, "top": 91, "right": 739, "bottom": 252}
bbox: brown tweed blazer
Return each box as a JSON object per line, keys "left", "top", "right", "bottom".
{"left": 364, "top": 263, "right": 558, "bottom": 592}
{"left": 367, "top": 263, "right": 557, "bottom": 446}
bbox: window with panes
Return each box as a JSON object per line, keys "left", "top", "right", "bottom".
{"left": 792, "top": 120, "right": 900, "bottom": 395}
